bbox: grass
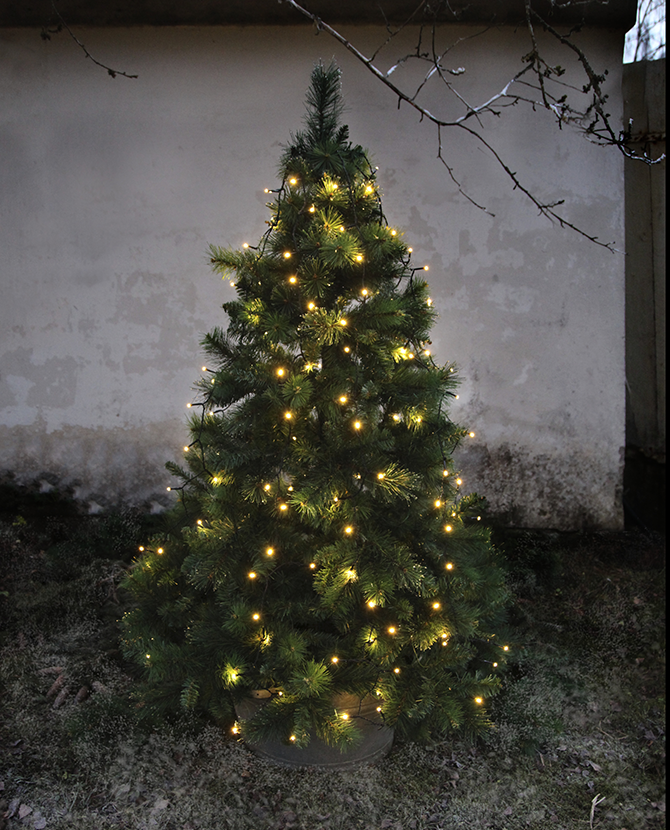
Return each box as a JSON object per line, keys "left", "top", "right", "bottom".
{"left": 0, "top": 493, "right": 665, "bottom": 830}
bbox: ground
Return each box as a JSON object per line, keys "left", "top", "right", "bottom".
{"left": 0, "top": 492, "right": 665, "bottom": 830}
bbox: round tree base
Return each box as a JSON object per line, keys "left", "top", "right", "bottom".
{"left": 235, "top": 692, "right": 394, "bottom": 769}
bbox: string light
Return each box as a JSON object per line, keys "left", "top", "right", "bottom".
{"left": 289, "top": 275, "right": 297, "bottom": 284}
{"left": 338, "top": 395, "right": 348, "bottom": 404}
{"left": 355, "top": 255, "right": 364, "bottom": 262}
{"left": 341, "top": 713, "right": 349, "bottom": 720}
{"left": 339, "top": 318, "right": 347, "bottom": 326}
{"left": 344, "top": 526, "right": 354, "bottom": 535}
{"left": 284, "top": 411, "right": 293, "bottom": 420}
{"left": 367, "top": 600, "right": 376, "bottom": 608}
{"left": 391, "top": 229, "right": 397, "bottom": 236}
{"left": 266, "top": 547, "right": 274, "bottom": 556}
{"left": 283, "top": 252, "right": 292, "bottom": 259}
{"left": 157, "top": 548, "right": 164, "bottom": 555}
{"left": 289, "top": 177, "right": 298, "bottom": 185}
{"left": 307, "top": 302, "right": 316, "bottom": 310}
{"left": 252, "top": 613, "right": 260, "bottom": 621}
{"left": 309, "top": 205, "right": 316, "bottom": 213}
{"left": 434, "top": 499, "right": 442, "bottom": 508}
{"left": 475, "top": 697, "right": 483, "bottom": 705}
{"left": 353, "top": 421, "right": 362, "bottom": 430}
{"left": 388, "top": 626, "right": 396, "bottom": 635}
{"left": 445, "top": 525, "right": 453, "bottom": 533}
{"left": 248, "top": 572, "right": 257, "bottom": 579}
{"left": 456, "top": 479, "right": 462, "bottom": 486}
{"left": 276, "top": 368, "right": 285, "bottom": 377}
{"left": 469, "top": 431, "right": 476, "bottom": 438}
{"left": 343, "top": 346, "right": 351, "bottom": 353}
{"left": 445, "top": 562, "right": 454, "bottom": 570}
{"left": 432, "top": 602, "right": 441, "bottom": 610}
{"left": 331, "top": 656, "right": 339, "bottom": 663}
{"left": 377, "top": 472, "right": 385, "bottom": 479}
{"left": 279, "top": 504, "right": 288, "bottom": 512}
{"left": 394, "top": 667, "right": 400, "bottom": 674}
{"left": 309, "top": 562, "right": 316, "bottom": 569}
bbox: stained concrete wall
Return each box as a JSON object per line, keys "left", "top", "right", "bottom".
{"left": 0, "top": 25, "right": 627, "bottom": 527}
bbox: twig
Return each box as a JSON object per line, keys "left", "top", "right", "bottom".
{"left": 590, "top": 793, "right": 606, "bottom": 829}
{"left": 48, "top": 1, "right": 138, "bottom": 79}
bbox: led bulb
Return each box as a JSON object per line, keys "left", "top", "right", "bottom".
{"left": 266, "top": 547, "right": 274, "bottom": 556}
{"left": 283, "top": 251, "right": 291, "bottom": 259}
{"left": 445, "top": 562, "right": 454, "bottom": 570}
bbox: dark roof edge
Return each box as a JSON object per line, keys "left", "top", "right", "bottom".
{"left": 0, "top": 0, "right": 637, "bottom": 30}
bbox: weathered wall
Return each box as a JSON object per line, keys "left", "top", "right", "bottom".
{"left": 0, "top": 25, "right": 626, "bottom": 527}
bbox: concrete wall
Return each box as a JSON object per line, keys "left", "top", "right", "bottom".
{"left": 0, "top": 24, "right": 627, "bottom": 527}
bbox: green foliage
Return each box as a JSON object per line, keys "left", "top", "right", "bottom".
{"left": 121, "top": 62, "right": 509, "bottom": 751}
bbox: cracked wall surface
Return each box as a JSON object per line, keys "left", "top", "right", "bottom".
{"left": 0, "top": 26, "right": 626, "bottom": 528}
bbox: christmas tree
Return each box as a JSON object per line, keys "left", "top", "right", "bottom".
{"left": 121, "top": 63, "right": 509, "bottom": 751}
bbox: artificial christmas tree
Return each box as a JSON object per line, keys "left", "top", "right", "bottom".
{"left": 121, "top": 63, "right": 509, "bottom": 761}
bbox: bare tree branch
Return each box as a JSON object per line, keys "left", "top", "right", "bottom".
{"left": 43, "top": 1, "right": 138, "bottom": 79}
{"left": 281, "top": 0, "right": 639, "bottom": 250}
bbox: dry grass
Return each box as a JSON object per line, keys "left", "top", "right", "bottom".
{"left": 0, "top": 507, "right": 665, "bottom": 830}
